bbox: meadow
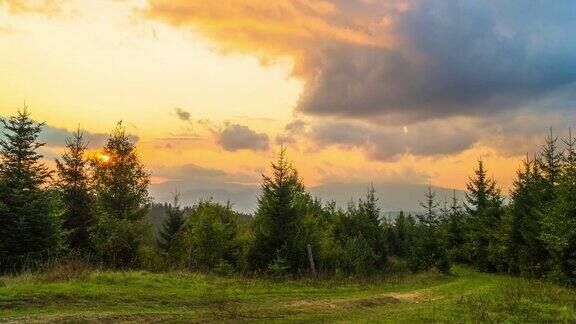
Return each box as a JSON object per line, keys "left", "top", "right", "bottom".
{"left": 1, "top": 265, "right": 575, "bottom": 323}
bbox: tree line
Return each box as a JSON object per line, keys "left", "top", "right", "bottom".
{"left": 0, "top": 108, "right": 574, "bottom": 286}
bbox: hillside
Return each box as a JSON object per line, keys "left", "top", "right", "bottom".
{"left": 1, "top": 266, "right": 574, "bottom": 322}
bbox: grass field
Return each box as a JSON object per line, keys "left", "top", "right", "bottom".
{"left": 1, "top": 266, "right": 575, "bottom": 322}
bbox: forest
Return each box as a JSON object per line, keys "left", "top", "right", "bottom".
{"left": 0, "top": 107, "right": 575, "bottom": 288}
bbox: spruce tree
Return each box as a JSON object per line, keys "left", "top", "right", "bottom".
{"left": 418, "top": 185, "right": 440, "bottom": 227}
{"left": 389, "top": 211, "right": 416, "bottom": 259}
{"left": 507, "top": 156, "right": 548, "bottom": 277}
{"left": 411, "top": 185, "right": 450, "bottom": 273}
{"left": 464, "top": 159, "right": 504, "bottom": 272}
{"left": 537, "top": 128, "right": 563, "bottom": 192}
{"left": 441, "top": 189, "right": 466, "bottom": 262}
{"left": 157, "top": 193, "right": 185, "bottom": 253}
{"left": 55, "top": 129, "right": 94, "bottom": 251}
{"left": 541, "top": 129, "right": 576, "bottom": 285}
{"left": 90, "top": 121, "right": 151, "bottom": 268}
{"left": 249, "top": 147, "right": 306, "bottom": 273}
{"left": 356, "top": 184, "right": 388, "bottom": 268}
{"left": 0, "top": 108, "right": 61, "bottom": 271}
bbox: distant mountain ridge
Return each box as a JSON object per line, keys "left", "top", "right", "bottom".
{"left": 150, "top": 181, "right": 466, "bottom": 214}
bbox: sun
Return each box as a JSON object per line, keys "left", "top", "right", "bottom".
{"left": 97, "top": 153, "right": 110, "bottom": 163}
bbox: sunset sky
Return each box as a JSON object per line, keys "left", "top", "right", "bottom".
{"left": 2, "top": 0, "right": 576, "bottom": 211}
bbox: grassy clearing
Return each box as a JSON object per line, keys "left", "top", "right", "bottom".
{"left": 0, "top": 266, "right": 575, "bottom": 322}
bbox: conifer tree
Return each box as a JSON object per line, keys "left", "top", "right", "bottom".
{"left": 506, "top": 156, "right": 548, "bottom": 277}
{"left": 0, "top": 108, "right": 61, "bottom": 271}
{"left": 411, "top": 185, "right": 450, "bottom": 273}
{"left": 538, "top": 128, "right": 563, "bottom": 192}
{"left": 157, "top": 192, "right": 185, "bottom": 253}
{"left": 418, "top": 185, "right": 440, "bottom": 227}
{"left": 389, "top": 211, "right": 416, "bottom": 259}
{"left": 355, "top": 184, "right": 388, "bottom": 268}
{"left": 464, "top": 159, "right": 504, "bottom": 272}
{"left": 90, "top": 121, "right": 151, "bottom": 268}
{"left": 541, "top": 129, "right": 576, "bottom": 285}
{"left": 55, "top": 129, "right": 94, "bottom": 251}
{"left": 441, "top": 190, "right": 466, "bottom": 262}
{"left": 249, "top": 147, "right": 306, "bottom": 273}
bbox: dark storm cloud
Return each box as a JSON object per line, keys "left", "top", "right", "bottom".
{"left": 145, "top": 0, "right": 576, "bottom": 124}
{"left": 299, "top": 1, "right": 576, "bottom": 122}
{"left": 217, "top": 124, "right": 270, "bottom": 152}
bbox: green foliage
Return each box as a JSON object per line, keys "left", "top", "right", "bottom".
{"left": 91, "top": 121, "right": 150, "bottom": 221}
{"left": 440, "top": 190, "right": 467, "bottom": 263}
{"left": 331, "top": 185, "right": 388, "bottom": 275}
{"left": 540, "top": 129, "right": 576, "bottom": 285}
{"left": 464, "top": 159, "right": 504, "bottom": 272}
{"left": 157, "top": 193, "right": 185, "bottom": 253}
{"left": 55, "top": 129, "right": 95, "bottom": 252}
{"left": 388, "top": 211, "right": 416, "bottom": 259}
{"left": 410, "top": 186, "right": 450, "bottom": 273}
{"left": 90, "top": 216, "right": 151, "bottom": 269}
{"left": 0, "top": 108, "right": 62, "bottom": 272}
{"left": 248, "top": 147, "right": 308, "bottom": 274}
{"left": 90, "top": 122, "right": 151, "bottom": 268}
{"left": 182, "top": 200, "right": 241, "bottom": 273}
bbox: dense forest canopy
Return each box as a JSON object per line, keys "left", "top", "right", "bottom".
{"left": 0, "top": 108, "right": 575, "bottom": 286}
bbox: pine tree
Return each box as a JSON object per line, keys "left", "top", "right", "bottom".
{"left": 541, "top": 129, "right": 576, "bottom": 285}
{"left": 441, "top": 189, "right": 466, "bottom": 262}
{"left": 55, "top": 129, "right": 94, "bottom": 251}
{"left": 157, "top": 192, "right": 185, "bottom": 253}
{"left": 418, "top": 185, "right": 440, "bottom": 227}
{"left": 464, "top": 159, "right": 504, "bottom": 272}
{"left": 90, "top": 121, "right": 151, "bottom": 268}
{"left": 411, "top": 185, "right": 450, "bottom": 273}
{"left": 0, "top": 107, "right": 61, "bottom": 272}
{"left": 389, "top": 211, "right": 416, "bottom": 259}
{"left": 249, "top": 147, "right": 306, "bottom": 273}
{"left": 356, "top": 183, "right": 388, "bottom": 268}
{"left": 92, "top": 121, "right": 150, "bottom": 221}
{"left": 538, "top": 128, "right": 563, "bottom": 192}
{"left": 506, "top": 156, "right": 549, "bottom": 277}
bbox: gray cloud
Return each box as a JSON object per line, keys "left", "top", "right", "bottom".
{"left": 145, "top": 0, "right": 576, "bottom": 125}
{"left": 217, "top": 124, "right": 270, "bottom": 152}
{"left": 174, "top": 107, "right": 192, "bottom": 123}
{"left": 39, "top": 125, "right": 110, "bottom": 149}
{"left": 297, "top": 1, "right": 576, "bottom": 123}
{"left": 310, "top": 119, "right": 477, "bottom": 161}
{"left": 276, "top": 119, "right": 307, "bottom": 145}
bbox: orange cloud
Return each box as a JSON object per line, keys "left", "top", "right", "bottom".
{"left": 0, "top": 0, "right": 66, "bottom": 16}
{"left": 141, "top": 0, "right": 401, "bottom": 76}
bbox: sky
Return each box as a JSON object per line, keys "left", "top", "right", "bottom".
{"left": 1, "top": 0, "right": 576, "bottom": 212}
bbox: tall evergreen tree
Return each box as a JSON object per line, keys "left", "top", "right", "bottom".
{"left": 249, "top": 147, "right": 307, "bottom": 273}
{"left": 506, "top": 156, "right": 549, "bottom": 277}
{"left": 355, "top": 184, "right": 388, "bottom": 268}
{"left": 157, "top": 192, "right": 185, "bottom": 253}
{"left": 418, "top": 185, "right": 440, "bottom": 227}
{"left": 538, "top": 128, "right": 563, "bottom": 192}
{"left": 388, "top": 211, "right": 416, "bottom": 259}
{"left": 441, "top": 189, "right": 467, "bottom": 263}
{"left": 411, "top": 185, "right": 450, "bottom": 273}
{"left": 55, "top": 129, "right": 94, "bottom": 251}
{"left": 541, "top": 129, "right": 576, "bottom": 285}
{"left": 90, "top": 121, "right": 151, "bottom": 268}
{"left": 464, "top": 159, "right": 504, "bottom": 272}
{"left": 0, "top": 108, "right": 61, "bottom": 271}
